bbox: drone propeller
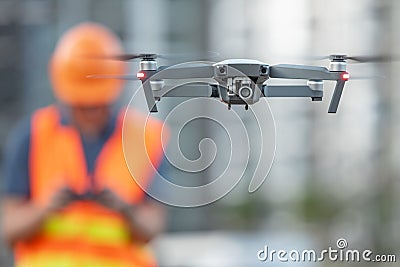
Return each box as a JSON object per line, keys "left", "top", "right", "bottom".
{"left": 344, "top": 55, "right": 400, "bottom": 63}
{"left": 110, "top": 53, "right": 158, "bottom": 61}
{"left": 105, "top": 51, "right": 219, "bottom": 61}
{"left": 87, "top": 74, "right": 139, "bottom": 80}
{"left": 347, "top": 74, "right": 386, "bottom": 80}
{"left": 314, "top": 54, "right": 400, "bottom": 63}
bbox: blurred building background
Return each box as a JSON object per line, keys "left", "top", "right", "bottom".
{"left": 1, "top": 0, "right": 400, "bottom": 266}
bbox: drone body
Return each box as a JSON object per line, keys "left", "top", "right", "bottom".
{"left": 90, "top": 54, "right": 352, "bottom": 113}
{"left": 132, "top": 55, "right": 350, "bottom": 113}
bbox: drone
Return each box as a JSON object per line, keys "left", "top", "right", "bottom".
{"left": 91, "top": 53, "right": 393, "bottom": 113}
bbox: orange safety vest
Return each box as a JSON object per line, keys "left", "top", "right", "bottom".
{"left": 14, "top": 105, "right": 166, "bottom": 267}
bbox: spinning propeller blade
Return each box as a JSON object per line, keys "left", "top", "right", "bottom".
{"left": 87, "top": 74, "right": 139, "bottom": 80}
{"left": 105, "top": 51, "right": 219, "bottom": 61}
{"left": 312, "top": 54, "right": 400, "bottom": 63}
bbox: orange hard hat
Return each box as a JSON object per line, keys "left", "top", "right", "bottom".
{"left": 49, "top": 22, "right": 126, "bottom": 106}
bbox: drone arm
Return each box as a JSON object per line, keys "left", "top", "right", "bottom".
{"left": 269, "top": 64, "right": 340, "bottom": 80}
{"left": 269, "top": 64, "right": 348, "bottom": 113}
{"left": 153, "top": 84, "right": 217, "bottom": 98}
{"left": 263, "top": 85, "right": 322, "bottom": 99}
{"left": 151, "top": 65, "right": 215, "bottom": 80}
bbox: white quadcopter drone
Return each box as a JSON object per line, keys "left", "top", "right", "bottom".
{"left": 91, "top": 53, "right": 394, "bottom": 113}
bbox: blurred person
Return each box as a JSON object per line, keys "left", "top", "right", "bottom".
{"left": 1, "top": 22, "right": 167, "bottom": 267}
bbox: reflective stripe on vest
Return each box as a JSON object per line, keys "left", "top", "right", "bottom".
{"left": 15, "top": 105, "right": 167, "bottom": 267}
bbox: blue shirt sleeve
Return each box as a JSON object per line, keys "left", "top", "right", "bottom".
{"left": 2, "top": 117, "right": 31, "bottom": 198}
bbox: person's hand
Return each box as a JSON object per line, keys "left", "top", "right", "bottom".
{"left": 95, "top": 189, "right": 130, "bottom": 214}
{"left": 95, "top": 189, "right": 165, "bottom": 243}
{"left": 44, "top": 187, "right": 76, "bottom": 215}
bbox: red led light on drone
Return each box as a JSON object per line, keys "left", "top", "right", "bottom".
{"left": 137, "top": 72, "right": 145, "bottom": 79}
{"left": 341, "top": 72, "right": 350, "bottom": 81}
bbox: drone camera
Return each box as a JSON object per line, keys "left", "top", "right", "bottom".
{"left": 220, "top": 77, "right": 262, "bottom": 105}
{"left": 239, "top": 86, "right": 252, "bottom": 99}
{"left": 236, "top": 80, "right": 254, "bottom": 100}
{"left": 228, "top": 77, "right": 253, "bottom": 97}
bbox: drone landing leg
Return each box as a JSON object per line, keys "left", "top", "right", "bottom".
{"left": 142, "top": 81, "right": 158, "bottom": 112}
{"left": 328, "top": 80, "right": 345, "bottom": 113}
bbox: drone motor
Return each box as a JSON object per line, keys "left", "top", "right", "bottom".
{"left": 140, "top": 58, "right": 158, "bottom": 71}
{"left": 329, "top": 54, "right": 347, "bottom": 72}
